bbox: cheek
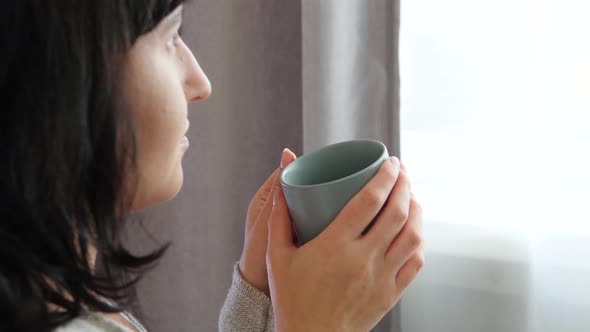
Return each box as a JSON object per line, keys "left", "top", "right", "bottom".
{"left": 127, "top": 61, "right": 188, "bottom": 205}
{"left": 132, "top": 56, "right": 185, "bottom": 152}
{"left": 122, "top": 36, "right": 193, "bottom": 210}
{"left": 136, "top": 82, "right": 186, "bottom": 172}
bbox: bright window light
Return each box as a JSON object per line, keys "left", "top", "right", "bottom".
{"left": 400, "top": 0, "right": 590, "bottom": 234}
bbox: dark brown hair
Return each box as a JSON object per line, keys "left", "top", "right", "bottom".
{"left": 0, "top": 1, "right": 186, "bottom": 331}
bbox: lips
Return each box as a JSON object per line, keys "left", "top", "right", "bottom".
{"left": 180, "top": 135, "right": 189, "bottom": 147}
{"left": 180, "top": 120, "right": 190, "bottom": 150}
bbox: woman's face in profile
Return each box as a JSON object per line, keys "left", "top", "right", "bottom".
{"left": 122, "top": 5, "right": 211, "bottom": 210}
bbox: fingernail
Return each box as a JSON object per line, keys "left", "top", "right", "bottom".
{"left": 388, "top": 156, "right": 400, "bottom": 168}
{"left": 280, "top": 148, "right": 289, "bottom": 169}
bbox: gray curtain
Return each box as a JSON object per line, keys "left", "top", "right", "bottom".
{"left": 128, "top": 0, "right": 400, "bottom": 331}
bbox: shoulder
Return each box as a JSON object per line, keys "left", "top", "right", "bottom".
{"left": 53, "top": 312, "right": 133, "bottom": 332}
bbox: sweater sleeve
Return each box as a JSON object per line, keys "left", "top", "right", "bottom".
{"left": 218, "top": 261, "right": 275, "bottom": 332}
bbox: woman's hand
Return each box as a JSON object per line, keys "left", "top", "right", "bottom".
{"left": 238, "top": 148, "right": 297, "bottom": 296}
{"left": 267, "top": 157, "right": 424, "bottom": 332}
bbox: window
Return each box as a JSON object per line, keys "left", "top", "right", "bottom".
{"left": 400, "top": 0, "right": 590, "bottom": 234}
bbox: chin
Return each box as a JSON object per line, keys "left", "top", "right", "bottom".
{"left": 131, "top": 168, "right": 184, "bottom": 212}
{"left": 161, "top": 168, "right": 184, "bottom": 202}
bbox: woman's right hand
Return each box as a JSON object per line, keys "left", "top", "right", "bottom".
{"left": 266, "top": 156, "right": 423, "bottom": 332}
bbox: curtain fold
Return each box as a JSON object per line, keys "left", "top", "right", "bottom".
{"left": 128, "top": 1, "right": 401, "bottom": 331}
{"left": 302, "top": 1, "right": 401, "bottom": 331}
{"left": 302, "top": 0, "right": 400, "bottom": 158}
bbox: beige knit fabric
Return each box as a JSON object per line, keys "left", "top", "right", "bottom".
{"left": 53, "top": 261, "right": 274, "bottom": 331}
{"left": 54, "top": 312, "right": 134, "bottom": 332}
{"left": 218, "top": 262, "right": 275, "bottom": 332}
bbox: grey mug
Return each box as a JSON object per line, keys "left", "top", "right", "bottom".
{"left": 279, "top": 139, "right": 390, "bottom": 245}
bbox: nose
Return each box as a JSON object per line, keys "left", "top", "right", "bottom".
{"left": 182, "top": 44, "right": 212, "bottom": 103}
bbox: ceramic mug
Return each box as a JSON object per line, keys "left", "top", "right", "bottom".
{"left": 279, "top": 139, "right": 390, "bottom": 245}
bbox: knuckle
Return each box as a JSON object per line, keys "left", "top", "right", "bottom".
{"left": 415, "top": 253, "right": 425, "bottom": 271}
{"left": 391, "top": 205, "right": 409, "bottom": 222}
{"left": 362, "top": 189, "right": 383, "bottom": 211}
{"left": 407, "top": 231, "right": 423, "bottom": 251}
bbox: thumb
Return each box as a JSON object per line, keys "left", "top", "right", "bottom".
{"left": 268, "top": 182, "right": 296, "bottom": 253}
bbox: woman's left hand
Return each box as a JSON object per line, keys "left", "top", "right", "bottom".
{"left": 238, "top": 148, "right": 297, "bottom": 296}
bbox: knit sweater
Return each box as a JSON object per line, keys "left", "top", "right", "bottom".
{"left": 218, "top": 262, "right": 275, "bottom": 332}
{"left": 53, "top": 261, "right": 274, "bottom": 332}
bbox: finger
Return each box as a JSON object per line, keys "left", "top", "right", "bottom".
{"left": 281, "top": 148, "right": 297, "bottom": 168}
{"left": 255, "top": 149, "right": 297, "bottom": 226}
{"left": 256, "top": 148, "right": 296, "bottom": 204}
{"left": 268, "top": 186, "right": 296, "bottom": 252}
{"left": 254, "top": 181, "right": 276, "bottom": 227}
{"left": 324, "top": 156, "right": 400, "bottom": 242}
{"left": 364, "top": 169, "right": 411, "bottom": 256}
{"left": 395, "top": 246, "right": 425, "bottom": 291}
{"left": 384, "top": 196, "right": 423, "bottom": 272}
{"left": 250, "top": 149, "right": 297, "bottom": 219}
{"left": 249, "top": 167, "right": 280, "bottom": 217}
{"left": 280, "top": 149, "right": 299, "bottom": 244}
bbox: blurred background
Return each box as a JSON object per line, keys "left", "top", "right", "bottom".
{"left": 400, "top": 1, "right": 590, "bottom": 331}
{"left": 128, "top": 0, "right": 590, "bottom": 331}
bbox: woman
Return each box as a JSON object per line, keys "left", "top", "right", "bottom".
{"left": 0, "top": 1, "right": 424, "bottom": 332}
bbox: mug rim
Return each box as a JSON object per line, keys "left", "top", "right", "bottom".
{"left": 279, "top": 139, "right": 387, "bottom": 189}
